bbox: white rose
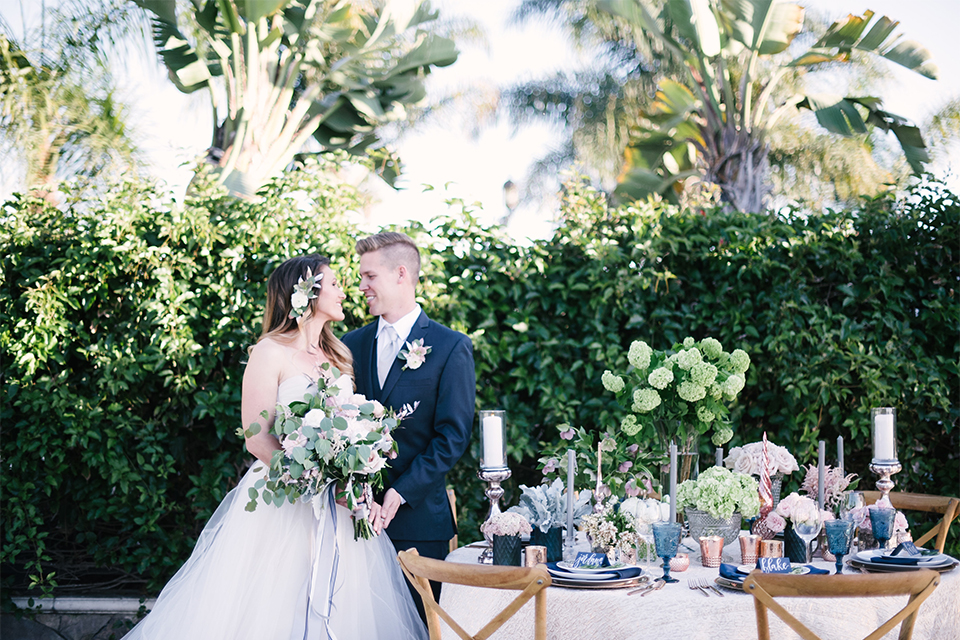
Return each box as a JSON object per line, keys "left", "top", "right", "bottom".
{"left": 291, "top": 291, "right": 309, "bottom": 310}
{"left": 302, "top": 409, "right": 325, "bottom": 428}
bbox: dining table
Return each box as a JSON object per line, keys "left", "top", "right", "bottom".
{"left": 438, "top": 540, "right": 960, "bottom": 640}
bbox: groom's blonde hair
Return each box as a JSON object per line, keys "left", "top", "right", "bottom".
{"left": 356, "top": 232, "right": 421, "bottom": 281}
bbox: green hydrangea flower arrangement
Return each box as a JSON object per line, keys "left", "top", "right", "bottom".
{"left": 602, "top": 336, "right": 750, "bottom": 451}
{"left": 675, "top": 466, "right": 760, "bottom": 519}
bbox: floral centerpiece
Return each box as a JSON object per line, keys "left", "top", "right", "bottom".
{"left": 538, "top": 425, "right": 657, "bottom": 500}
{"left": 579, "top": 495, "right": 643, "bottom": 559}
{"left": 758, "top": 492, "right": 835, "bottom": 562}
{"left": 481, "top": 512, "right": 533, "bottom": 566}
{"left": 602, "top": 336, "right": 751, "bottom": 488}
{"left": 724, "top": 440, "right": 799, "bottom": 476}
{"left": 799, "top": 464, "right": 858, "bottom": 512}
{"left": 676, "top": 466, "right": 760, "bottom": 544}
{"left": 507, "top": 479, "right": 592, "bottom": 561}
{"left": 243, "top": 364, "right": 415, "bottom": 540}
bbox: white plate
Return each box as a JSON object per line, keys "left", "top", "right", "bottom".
{"left": 853, "top": 550, "right": 954, "bottom": 566}
{"left": 556, "top": 560, "right": 627, "bottom": 573}
{"left": 547, "top": 568, "right": 620, "bottom": 581}
{"left": 738, "top": 564, "right": 810, "bottom": 575}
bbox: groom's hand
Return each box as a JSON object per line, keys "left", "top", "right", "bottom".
{"left": 379, "top": 488, "right": 402, "bottom": 530}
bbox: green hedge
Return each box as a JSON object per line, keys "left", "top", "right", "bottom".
{"left": 2, "top": 169, "right": 957, "bottom": 597}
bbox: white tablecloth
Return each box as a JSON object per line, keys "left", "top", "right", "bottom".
{"left": 439, "top": 543, "right": 960, "bottom": 640}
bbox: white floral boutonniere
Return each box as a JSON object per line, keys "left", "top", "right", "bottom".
{"left": 398, "top": 339, "right": 431, "bottom": 370}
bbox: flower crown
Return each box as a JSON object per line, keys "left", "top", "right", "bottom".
{"left": 288, "top": 268, "right": 323, "bottom": 319}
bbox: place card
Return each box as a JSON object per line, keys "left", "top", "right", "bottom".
{"left": 572, "top": 551, "right": 610, "bottom": 568}
{"left": 891, "top": 541, "right": 920, "bottom": 557}
{"left": 758, "top": 557, "right": 792, "bottom": 573}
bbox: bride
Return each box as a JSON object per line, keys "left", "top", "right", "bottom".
{"left": 124, "top": 255, "right": 428, "bottom": 640}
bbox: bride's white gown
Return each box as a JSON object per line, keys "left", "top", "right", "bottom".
{"left": 124, "top": 375, "right": 427, "bottom": 640}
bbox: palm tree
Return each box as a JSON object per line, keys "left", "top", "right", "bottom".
{"left": 0, "top": 8, "right": 139, "bottom": 201}
{"left": 130, "top": 0, "right": 459, "bottom": 197}
{"left": 598, "top": 0, "right": 938, "bottom": 211}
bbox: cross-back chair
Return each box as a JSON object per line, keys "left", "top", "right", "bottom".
{"left": 743, "top": 569, "right": 940, "bottom": 640}
{"left": 397, "top": 548, "right": 551, "bottom": 640}
{"left": 862, "top": 491, "right": 959, "bottom": 553}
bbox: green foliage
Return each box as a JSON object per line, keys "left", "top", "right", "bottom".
{"left": 1, "top": 157, "right": 367, "bottom": 593}
{"left": 2, "top": 168, "right": 957, "bottom": 594}
{"left": 427, "top": 176, "right": 958, "bottom": 554}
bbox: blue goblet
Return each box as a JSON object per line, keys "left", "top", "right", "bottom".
{"left": 824, "top": 519, "right": 854, "bottom": 574}
{"left": 652, "top": 522, "right": 682, "bottom": 584}
{"left": 869, "top": 507, "right": 897, "bottom": 550}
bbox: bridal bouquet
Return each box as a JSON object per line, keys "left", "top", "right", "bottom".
{"left": 244, "top": 365, "right": 416, "bottom": 539}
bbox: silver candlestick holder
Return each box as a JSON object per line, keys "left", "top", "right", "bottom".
{"left": 476, "top": 466, "right": 512, "bottom": 564}
{"left": 870, "top": 407, "right": 900, "bottom": 500}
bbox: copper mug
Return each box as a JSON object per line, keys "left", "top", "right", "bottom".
{"left": 740, "top": 534, "right": 761, "bottom": 564}
{"left": 525, "top": 545, "right": 547, "bottom": 567}
{"left": 760, "top": 539, "right": 783, "bottom": 558}
{"left": 699, "top": 536, "right": 724, "bottom": 568}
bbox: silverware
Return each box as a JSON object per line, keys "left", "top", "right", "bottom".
{"left": 626, "top": 578, "right": 657, "bottom": 596}
{"left": 699, "top": 578, "right": 724, "bottom": 597}
{"left": 641, "top": 579, "right": 665, "bottom": 597}
{"left": 688, "top": 579, "right": 710, "bottom": 597}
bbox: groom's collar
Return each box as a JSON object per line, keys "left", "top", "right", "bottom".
{"left": 376, "top": 303, "right": 422, "bottom": 345}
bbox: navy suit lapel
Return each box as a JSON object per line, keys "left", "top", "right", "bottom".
{"left": 380, "top": 311, "right": 429, "bottom": 401}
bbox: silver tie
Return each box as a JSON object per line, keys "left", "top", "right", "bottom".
{"left": 378, "top": 325, "right": 399, "bottom": 389}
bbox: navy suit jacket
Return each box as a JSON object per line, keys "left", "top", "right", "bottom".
{"left": 342, "top": 311, "right": 475, "bottom": 542}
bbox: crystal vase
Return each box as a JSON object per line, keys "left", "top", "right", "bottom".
{"left": 685, "top": 508, "right": 742, "bottom": 546}
{"left": 656, "top": 425, "right": 700, "bottom": 499}
{"left": 783, "top": 524, "right": 808, "bottom": 564}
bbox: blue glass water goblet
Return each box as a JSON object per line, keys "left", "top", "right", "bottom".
{"left": 652, "top": 522, "right": 682, "bottom": 584}
{"left": 824, "top": 519, "right": 854, "bottom": 574}
{"left": 869, "top": 507, "right": 897, "bottom": 550}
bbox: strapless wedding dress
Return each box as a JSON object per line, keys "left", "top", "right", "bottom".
{"left": 124, "top": 375, "right": 427, "bottom": 640}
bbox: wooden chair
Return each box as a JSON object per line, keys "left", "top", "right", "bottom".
{"left": 397, "top": 548, "right": 551, "bottom": 640}
{"left": 743, "top": 569, "right": 940, "bottom": 640}
{"left": 862, "top": 491, "right": 959, "bottom": 553}
{"left": 447, "top": 487, "right": 459, "bottom": 554}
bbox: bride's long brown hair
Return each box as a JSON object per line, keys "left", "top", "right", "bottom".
{"left": 254, "top": 254, "right": 354, "bottom": 380}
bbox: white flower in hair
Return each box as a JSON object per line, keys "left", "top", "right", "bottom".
{"left": 289, "top": 268, "right": 324, "bottom": 319}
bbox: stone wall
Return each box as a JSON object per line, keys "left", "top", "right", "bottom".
{"left": 1, "top": 598, "right": 154, "bottom": 640}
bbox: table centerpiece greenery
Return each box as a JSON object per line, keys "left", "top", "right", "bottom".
{"left": 676, "top": 466, "right": 760, "bottom": 544}
{"left": 602, "top": 337, "right": 751, "bottom": 486}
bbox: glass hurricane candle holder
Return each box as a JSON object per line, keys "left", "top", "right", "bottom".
{"left": 479, "top": 409, "right": 507, "bottom": 470}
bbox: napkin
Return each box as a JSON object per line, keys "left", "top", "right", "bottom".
{"left": 718, "top": 562, "right": 828, "bottom": 581}
{"left": 546, "top": 562, "right": 643, "bottom": 580}
{"left": 870, "top": 541, "right": 928, "bottom": 565}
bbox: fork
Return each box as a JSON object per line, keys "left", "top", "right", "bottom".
{"left": 698, "top": 577, "right": 724, "bottom": 597}
{"left": 687, "top": 578, "right": 710, "bottom": 597}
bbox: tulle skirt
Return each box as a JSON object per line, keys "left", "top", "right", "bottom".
{"left": 124, "top": 464, "right": 427, "bottom": 640}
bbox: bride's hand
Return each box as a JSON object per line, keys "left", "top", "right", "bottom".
{"left": 369, "top": 501, "right": 384, "bottom": 535}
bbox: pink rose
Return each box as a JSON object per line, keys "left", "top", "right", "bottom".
{"left": 765, "top": 512, "right": 786, "bottom": 533}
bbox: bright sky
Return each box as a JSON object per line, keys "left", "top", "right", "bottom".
{"left": 2, "top": 0, "right": 957, "bottom": 240}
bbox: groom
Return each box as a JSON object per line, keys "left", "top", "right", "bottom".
{"left": 342, "top": 232, "right": 475, "bottom": 610}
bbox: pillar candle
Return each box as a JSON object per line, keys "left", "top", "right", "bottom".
{"left": 817, "top": 440, "right": 825, "bottom": 510}
{"left": 566, "top": 449, "right": 575, "bottom": 539}
{"left": 596, "top": 442, "right": 602, "bottom": 492}
{"left": 669, "top": 441, "right": 678, "bottom": 522}
{"left": 874, "top": 414, "right": 895, "bottom": 460}
{"left": 837, "top": 436, "right": 844, "bottom": 477}
{"left": 482, "top": 415, "right": 504, "bottom": 468}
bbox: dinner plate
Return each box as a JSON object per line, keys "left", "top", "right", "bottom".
{"left": 737, "top": 564, "right": 810, "bottom": 575}
{"left": 853, "top": 550, "right": 953, "bottom": 566}
{"left": 549, "top": 575, "right": 645, "bottom": 589}
{"left": 847, "top": 557, "right": 958, "bottom": 574}
{"left": 715, "top": 576, "right": 745, "bottom": 591}
{"left": 556, "top": 560, "right": 627, "bottom": 573}
{"left": 547, "top": 567, "right": 620, "bottom": 581}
